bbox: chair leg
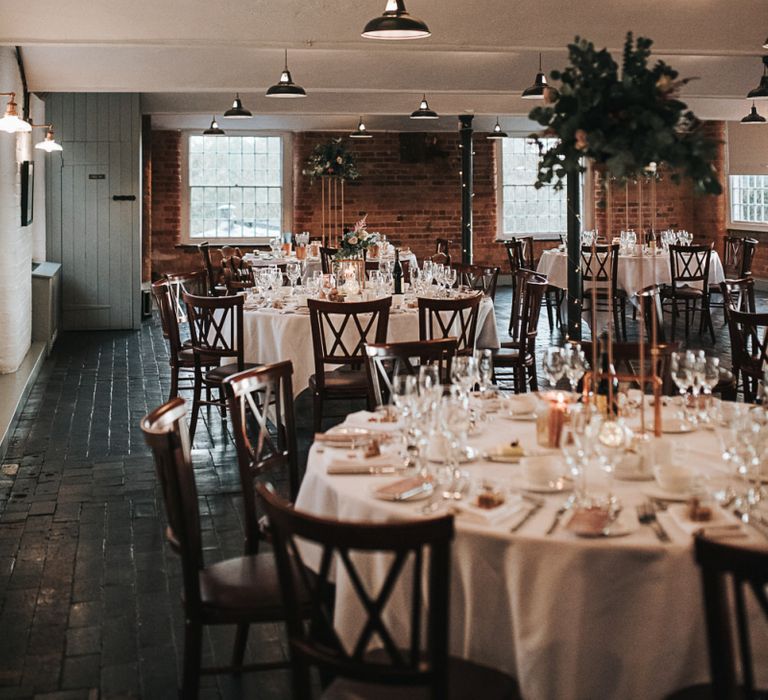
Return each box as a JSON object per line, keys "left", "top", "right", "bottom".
{"left": 169, "top": 364, "right": 179, "bottom": 401}
{"left": 313, "top": 392, "right": 324, "bottom": 433}
{"left": 181, "top": 620, "right": 203, "bottom": 700}
{"left": 684, "top": 300, "right": 691, "bottom": 341}
{"left": 705, "top": 303, "right": 716, "bottom": 344}
{"left": 670, "top": 301, "right": 678, "bottom": 341}
{"left": 232, "top": 623, "right": 249, "bottom": 668}
{"left": 189, "top": 372, "right": 203, "bottom": 443}
{"left": 218, "top": 386, "right": 227, "bottom": 425}
{"left": 508, "top": 288, "right": 517, "bottom": 336}
{"left": 620, "top": 299, "right": 627, "bottom": 340}
{"left": 529, "top": 364, "right": 538, "bottom": 393}
{"left": 545, "top": 295, "right": 554, "bottom": 332}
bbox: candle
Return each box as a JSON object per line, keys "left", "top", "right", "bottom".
{"left": 537, "top": 392, "right": 569, "bottom": 448}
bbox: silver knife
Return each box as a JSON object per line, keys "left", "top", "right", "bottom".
{"left": 546, "top": 504, "right": 568, "bottom": 535}
{"left": 510, "top": 502, "right": 542, "bottom": 533}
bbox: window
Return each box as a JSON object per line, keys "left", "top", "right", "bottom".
{"left": 500, "top": 137, "right": 567, "bottom": 238}
{"left": 730, "top": 175, "right": 768, "bottom": 225}
{"left": 187, "top": 135, "right": 285, "bottom": 241}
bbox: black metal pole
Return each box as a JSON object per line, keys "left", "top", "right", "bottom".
{"left": 566, "top": 170, "right": 582, "bottom": 340}
{"left": 459, "top": 115, "right": 473, "bottom": 264}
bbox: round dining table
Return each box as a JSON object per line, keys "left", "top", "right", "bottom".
{"left": 295, "top": 404, "right": 768, "bottom": 700}
{"left": 241, "top": 292, "right": 499, "bottom": 395}
{"left": 537, "top": 248, "right": 725, "bottom": 299}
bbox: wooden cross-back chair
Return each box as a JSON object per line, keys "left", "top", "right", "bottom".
{"left": 182, "top": 292, "right": 259, "bottom": 441}
{"left": 417, "top": 293, "right": 482, "bottom": 356}
{"left": 320, "top": 246, "right": 338, "bottom": 275}
{"left": 435, "top": 237, "right": 453, "bottom": 258}
{"left": 198, "top": 242, "right": 223, "bottom": 296}
{"left": 364, "top": 338, "right": 458, "bottom": 407}
{"left": 581, "top": 243, "right": 627, "bottom": 340}
{"left": 308, "top": 297, "right": 391, "bottom": 432}
{"left": 452, "top": 263, "right": 500, "bottom": 300}
{"left": 255, "top": 483, "right": 520, "bottom": 700}
{"left": 580, "top": 341, "right": 679, "bottom": 395}
{"left": 724, "top": 306, "right": 768, "bottom": 403}
{"left": 429, "top": 251, "right": 451, "bottom": 267}
{"left": 140, "top": 399, "right": 294, "bottom": 700}
{"left": 662, "top": 243, "right": 715, "bottom": 343}
{"left": 164, "top": 270, "right": 209, "bottom": 323}
{"left": 720, "top": 277, "right": 757, "bottom": 321}
{"left": 667, "top": 535, "right": 768, "bottom": 700}
{"left": 493, "top": 270, "right": 547, "bottom": 393}
{"left": 723, "top": 235, "right": 758, "bottom": 279}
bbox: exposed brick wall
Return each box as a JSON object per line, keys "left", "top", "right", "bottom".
{"left": 292, "top": 131, "right": 502, "bottom": 268}
{"left": 141, "top": 117, "right": 152, "bottom": 283}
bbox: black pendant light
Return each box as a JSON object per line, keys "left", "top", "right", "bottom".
{"left": 763, "top": 37, "right": 768, "bottom": 50}
{"left": 741, "top": 102, "right": 767, "bottom": 124}
{"left": 410, "top": 94, "right": 438, "bottom": 119}
{"left": 747, "top": 56, "right": 768, "bottom": 100}
{"left": 203, "top": 116, "right": 225, "bottom": 135}
{"left": 522, "top": 53, "right": 548, "bottom": 100}
{"left": 223, "top": 93, "right": 252, "bottom": 118}
{"left": 487, "top": 117, "right": 508, "bottom": 139}
{"left": 350, "top": 117, "right": 373, "bottom": 139}
{"left": 266, "top": 50, "right": 307, "bottom": 98}
{"left": 362, "top": 0, "right": 431, "bottom": 40}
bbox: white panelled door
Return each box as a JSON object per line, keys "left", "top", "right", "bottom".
{"left": 45, "top": 94, "right": 141, "bottom": 330}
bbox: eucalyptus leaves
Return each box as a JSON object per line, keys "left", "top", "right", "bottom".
{"left": 303, "top": 137, "right": 360, "bottom": 181}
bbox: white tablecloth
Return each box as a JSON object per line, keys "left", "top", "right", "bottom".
{"left": 295, "top": 412, "right": 768, "bottom": 699}
{"left": 537, "top": 249, "right": 725, "bottom": 298}
{"left": 242, "top": 295, "right": 499, "bottom": 395}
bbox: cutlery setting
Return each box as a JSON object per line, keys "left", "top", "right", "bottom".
{"left": 636, "top": 502, "right": 671, "bottom": 543}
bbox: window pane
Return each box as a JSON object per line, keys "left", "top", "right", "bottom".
{"left": 189, "top": 135, "right": 283, "bottom": 239}
{"left": 730, "top": 175, "right": 768, "bottom": 224}
{"left": 501, "top": 138, "right": 566, "bottom": 237}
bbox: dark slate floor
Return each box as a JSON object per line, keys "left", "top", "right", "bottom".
{"left": 0, "top": 286, "right": 762, "bottom": 699}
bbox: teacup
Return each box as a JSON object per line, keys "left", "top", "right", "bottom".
{"left": 653, "top": 463, "right": 694, "bottom": 494}
{"left": 523, "top": 455, "right": 561, "bottom": 488}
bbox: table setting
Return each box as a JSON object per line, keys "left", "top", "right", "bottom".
{"left": 295, "top": 345, "right": 768, "bottom": 699}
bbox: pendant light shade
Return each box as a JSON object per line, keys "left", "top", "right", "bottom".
{"left": 350, "top": 117, "right": 373, "bottom": 139}
{"left": 0, "top": 93, "right": 31, "bottom": 133}
{"left": 741, "top": 102, "right": 767, "bottom": 124}
{"left": 747, "top": 57, "right": 768, "bottom": 100}
{"left": 522, "top": 53, "right": 548, "bottom": 99}
{"left": 362, "top": 0, "right": 431, "bottom": 40}
{"left": 30, "top": 122, "right": 63, "bottom": 152}
{"left": 223, "top": 93, "right": 253, "bottom": 118}
{"left": 203, "top": 116, "right": 225, "bottom": 135}
{"left": 487, "top": 118, "right": 508, "bottom": 139}
{"left": 764, "top": 37, "right": 768, "bottom": 50}
{"left": 410, "top": 94, "right": 438, "bottom": 119}
{"left": 266, "top": 50, "right": 307, "bottom": 98}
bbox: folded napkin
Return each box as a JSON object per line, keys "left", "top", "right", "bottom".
{"left": 344, "top": 410, "right": 403, "bottom": 432}
{"left": 665, "top": 504, "right": 745, "bottom": 537}
{"left": 455, "top": 494, "right": 525, "bottom": 526}
{"left": 327, "top": 453, "right": 401, "bottom": 475}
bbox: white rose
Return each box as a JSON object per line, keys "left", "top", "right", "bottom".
{"left": 348, "top": 236, "right": 359, "bottom": 245}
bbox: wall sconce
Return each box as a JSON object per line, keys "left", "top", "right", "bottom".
{"left": 30, "top": 123, "right": 63, "bottom": 152}
{"left": 0, "top": 93, "right": 32, "bottom": 133}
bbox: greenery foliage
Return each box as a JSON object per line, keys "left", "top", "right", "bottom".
{"left": 303, "top": 137, "right": 360, "bottom": 181}
{"left": 528, "top": 33, "right": 722, "bottom": 195}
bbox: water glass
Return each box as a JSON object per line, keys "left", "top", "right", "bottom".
{"left": 543, "top": 347, "right": 566, "bottom": 389}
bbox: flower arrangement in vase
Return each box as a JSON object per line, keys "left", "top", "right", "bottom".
{"left": 528, "top": 32, "right": 722, "bottom": 195}
{"left": 303, "top": 137, "right": 360, "bottom": 181}
{"left": 336, "top": 215, "right": 380, "bottom": 259}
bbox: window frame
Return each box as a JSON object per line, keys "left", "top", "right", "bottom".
{"left": 726, "top": 173, "right": 768, "bottom": 235}
{"left": 494, "top": 135, "right": 570, "bottom": 241}
{"left": 179, "top": 130, "right": 294, "bottom": 245}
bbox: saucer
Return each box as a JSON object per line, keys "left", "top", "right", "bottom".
{"left": 520, "top": 478, "right": 571, "bottom": 494}
{"left": 642, "top": 484, "right": 693, "bottom": 502}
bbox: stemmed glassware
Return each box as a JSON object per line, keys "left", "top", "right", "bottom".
{"left": 450, "top": 356, "right": 479, "bottom": 397}
{"left": 542, "top": 347, "right": 566, "bottom": 390}
{"left": 563, "top": 343, "right": 587, "bottom": 393}
{"left": 670, "top": 351, "right": 695, "bottom": 424}
{"left": 286, "top": 262, "right": 301, "bottom": 295}
{"left": 474, "top": 348, "right": 494, "bottom": 394}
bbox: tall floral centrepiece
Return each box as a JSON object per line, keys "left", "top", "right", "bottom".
{"left": 303, "top": 137, "right": 360, "bottom": 181}
{"left": 336, "top": 215, "right": 380, "bottom": 259}
{"left": 528, "top": 33, "right": 722, "bottom": 195}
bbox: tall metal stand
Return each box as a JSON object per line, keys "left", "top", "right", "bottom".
{"left": 566, "top": 170, "right": 582, "bottom": 340}
{"left": 459, "top": 115, "right": 473, "bottom": 265}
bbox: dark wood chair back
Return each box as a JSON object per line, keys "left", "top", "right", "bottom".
{"left": 417, "top": 294, "right": 482, "bottom": 355}
{"left": 452, "top": 263, "right": 500, "bottom": 300}
{"left": 669, "top": 243, "right": 713, "bottom": 292}
{"left": 308, "top": 297, "right": 391, "bottom": 390}
{"left": 509, "top": 271, "right": 547, "bottom": 359}
{"left": 693, "top": 534, "right": 768, "bottom": 699}
{"left": 503, "top": 236, "right": 536, "bottom": 274}
{"left": 725, "top": 307, "right": 768, "bottom": 402}
{"left": 141, "top": 398, "right": 203, "bottom": 608}
{"left": 723, "top": 236, "right": 758, "bottom": 278}
{"left": 581, "top": 341, "right": 679, "bottom": 395}
{"left": 255, "top": 482, "right": 454, "bottom": 700}
{"left": 429, "top": 251, "right": 451, "bottom": 267}
{"left": 152, "top": 280, "right": 186, "bottom": 360}
{"left": 165, "top": 270, "right": 209, "bottom": 322}
{"left": 435, "top": 238, "right": 453, "bottom": 257}
{"left": 223, "top": 361, "right": 299, "bottom": 553}
{"left": 183, "top": 292, "right": 245, "bottom": 367}
{"left": 151, "top": 279, "right": 173, "bottom": 341}
{"left": 580, "top": 244, "right": 619, "bottom": 297}
{"left": 198, "top": 242, "right": 220, "bottom": 294}
{"left": 721, "top": 277, "right": 757, "bottom": 320}
{"left": 320, "top": 246, "right": 338, "bottom": 275}
{"left": 364, "top": 339, "right": 457, "bottom": 407}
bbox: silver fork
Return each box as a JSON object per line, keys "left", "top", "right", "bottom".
{"left": 637, "top": 503, "right": 671, "bottom": 543}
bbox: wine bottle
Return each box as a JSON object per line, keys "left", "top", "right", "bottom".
{"left": 393, "top": 249, "right": 403, "bottom": 295}
{"left": 595, "top": 331, "right": 619, "bottom": 416}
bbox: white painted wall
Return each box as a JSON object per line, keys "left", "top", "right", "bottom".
{"left": 0, "top": 47, "right": 34, "bottom": 373}
{"left": 29, "top": 94, "right": 47, "bottom": 262}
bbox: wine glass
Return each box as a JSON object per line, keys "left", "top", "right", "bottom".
{"left": 450, "top": 356, "right": 478, "bottom": 396}
{"left": 445, "top": 267, "right": 458, "bottom": 295}
{"left": 670, "top": 351, "right": 695, "bottom": 424}
{"left": 543, "top": 347, "right": 566, "bottom": 389}
{"left": 474, "top": 348, "right": 494, "bottom": 393}
{"left": 563, "top": 343, "right": 586, "bottom": 393}
{"left": 286, "top": 262, "right": 301, "bottom": 295}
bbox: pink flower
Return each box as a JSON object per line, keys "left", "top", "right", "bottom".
{"left": 574, "top": 129, "right": 589, "bottom": 151}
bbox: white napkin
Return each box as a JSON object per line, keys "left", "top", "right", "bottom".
{"left": 665, "top": 504, "right": 746, "bottom": 537}
{"left": 455, "top": 495, "right": 526, "bottom": 526}
{"left": 344, "top": 410, "right": 403, "bottom": 432}
{"left": 327, "top": 453, "right": 400, "bottom": 475}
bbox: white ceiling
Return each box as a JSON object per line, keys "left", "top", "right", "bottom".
{"left": 1, "top": 0, "right": 766, "bottom": 130}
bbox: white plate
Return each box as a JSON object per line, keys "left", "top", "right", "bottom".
{"left": 566, "top": 509, "right": 639, "bottom": 538}
{"left": 502, "top": 412, "right": 538, "bottom": 422}
{"left": 520, "top": 478, "right": 571, "bottom": 494}
{"left": 427, "top": 445, "right": 479, "bottom": 465}
{"left": 661, "top": 419, "right": 694, "bottom": 434}
{"left": 642, "top": 484, "right": 693, "bottom": 502}
{"left": 373, "top": 483, "right": 434, "bottom": 502}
